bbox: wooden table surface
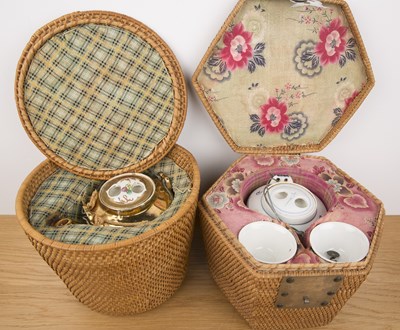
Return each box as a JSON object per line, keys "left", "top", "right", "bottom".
{"left": 0, "top": 215, "right": 399, "bottom": 330}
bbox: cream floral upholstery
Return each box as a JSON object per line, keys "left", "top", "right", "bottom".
{"left": 194, "top": 0, "right": 373, "bottom": 153}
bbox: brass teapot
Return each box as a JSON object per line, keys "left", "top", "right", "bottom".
{"left": 50, "top": 172, "right": 174, "bottom": 227}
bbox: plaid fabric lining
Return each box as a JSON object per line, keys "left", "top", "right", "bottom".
{"left": 24, "top": 24, "right": 175, "bottom": 171}
{"left": 29, "top": 157, "right": 192, "bottom": 245}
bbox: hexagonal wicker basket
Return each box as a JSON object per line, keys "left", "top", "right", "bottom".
{"left": 193, "top": 0, "right": 385, "bottom": 329}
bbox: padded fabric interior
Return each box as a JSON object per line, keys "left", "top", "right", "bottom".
{"left": 24, "top": 23, "right": 175, "bottom": 171}
{"left": 205, "top": 155, "right": 381, "bottom": 264}
{"left": 29, "top": 157, "right": 191, "bottom": 245}
{"left": 196, "top": 0, "right": 368, "bottom": 149}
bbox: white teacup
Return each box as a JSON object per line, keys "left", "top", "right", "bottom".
{"left": 238, "top": 221, "right": 297, "bottom": 264}
{"left": 310, "top": 222, "right": 370, "bottom": 263}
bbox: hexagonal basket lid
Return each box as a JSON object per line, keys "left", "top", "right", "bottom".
{"left": 193, "top": 0, "right": 374, "bottom": 154}
{"left": 16, "top": 11, "right": 186, "bottom": 179}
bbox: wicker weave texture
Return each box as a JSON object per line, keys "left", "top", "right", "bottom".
{"left": 16, "top": 145, "right": 200, "bottom": 315}
{"left": 194, "top": 1, "right": 383, "bottom": 327}
{"left": 199, "top": 202, "right": 375, "bottom": 329}
{"left": 192, "top": 0, "right": 375, "bottom": 155}
{"left": 24, "top": 23, "right": 175, "bottom": 172}
{"left": 16, "top": 11, "right": 187, "bottom": 180}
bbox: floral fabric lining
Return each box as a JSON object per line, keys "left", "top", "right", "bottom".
{"left": 204, "top": 155, "right": 381, "bottom": 264}
{"left": 197, "top": 0, "right": 368, "bottom": 149}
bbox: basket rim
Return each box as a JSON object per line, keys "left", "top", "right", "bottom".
{"left": 15, "top": 144, "right": 200, "bottom": 252}
{"left": 15, "top": 10, "right": 187, "bottom": 180}
{"left": 191, "top": 0, "right": 375, "bottom": 155}
{"left": 200, "top": 154, "right": 385, "bottom": 276}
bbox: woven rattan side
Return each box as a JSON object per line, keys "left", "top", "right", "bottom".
{"left": 16, "top": 145, "right": 200, "bottom": 315}
{"left": 199, "top": 203, "right": 258, "bottom": 321}
{"left": 199, "top": 192, "right": 384, "bottom": 329}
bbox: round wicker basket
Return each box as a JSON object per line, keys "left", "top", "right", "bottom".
{"left": 15, "top": 11, "right": 200, "bottom": 315}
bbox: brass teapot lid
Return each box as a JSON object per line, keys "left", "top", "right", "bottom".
{"left": 99, "top": 173, "right": 156, "bottom": 216}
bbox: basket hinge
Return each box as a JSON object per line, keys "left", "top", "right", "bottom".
{"left": 276, "top": 275, "right": 343, "bottom": 309}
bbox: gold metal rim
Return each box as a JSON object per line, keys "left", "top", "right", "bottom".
{"left": 98, "top": 173, "right": 156, "bottom": 215}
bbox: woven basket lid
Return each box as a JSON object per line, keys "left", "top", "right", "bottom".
{"left": 192, "top": 0, "right": 374, "bottom": 154}
{"left": 16, "top": 11, "right": 186, "bottom": 179}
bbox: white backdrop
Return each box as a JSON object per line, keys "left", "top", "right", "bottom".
{"left": 0, "top": 0, "right": 398, "bottom": 215}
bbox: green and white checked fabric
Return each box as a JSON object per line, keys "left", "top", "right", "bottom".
{"left": 24, "top": 24, "right": 175, "bottom": 171}
{"left": 29, "top": 157, "right": 192, "bottom": 245}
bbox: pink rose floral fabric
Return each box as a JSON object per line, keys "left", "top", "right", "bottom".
{"left": 204, "top": 22, "right": 266, "bottom": 80}
{"left": 332, "top": 88, "right": 361, "bottom": 126}
{"left": 260, "top": 98, "right": 289, "bottom": 133}
{"left": 220, "top": 23, "right": 253, "bottom": 70}
{"left": 315, "top": 18, "right": 348, "bottom": 66}
{"left": 344, "top": 90, "right": 360, "bottom": 108}
{"left": 204, "top": 155, "right": 382, "bottom": 264}
{"left": 293, "top": 12, "right": 358, "bottom": 74}
{"left": 290, "top": 9, "right": 361, "bottom": 130}
{"left": 197, "top": 2, "right": 368, "bottom": 150}
{"left": 250, "top": 83, "right": 310, "bottom": 140}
